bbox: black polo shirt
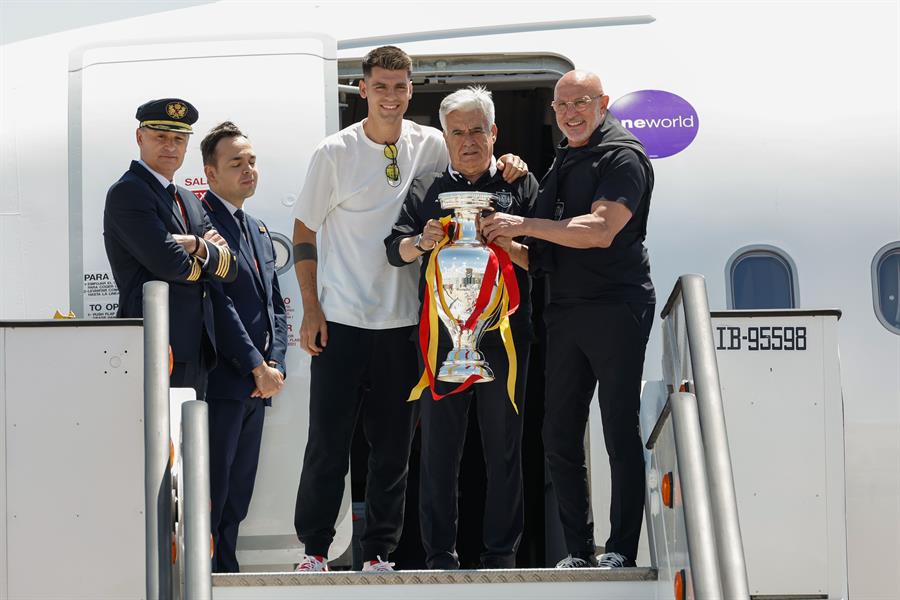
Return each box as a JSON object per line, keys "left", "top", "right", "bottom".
{"left": 385, "top": 165, "right": 538, "bottom": 344}
{"left": 538, "top": 116, "right": 655, "bottom": 306}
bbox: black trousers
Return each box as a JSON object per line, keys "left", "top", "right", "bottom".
{"left": 207, "top": 396, "right": 266, "bottom": 573}
{"left": 171, "top": 359, "right": 208, "bottom": 400}
{"left": 294, "top": 322, "right": 419, "bottom": 561}
{"left": 543, "top": 302, "right": 653, "bottom": 561}
{"left": 419, "top": 338, "right": 529, "bottom": 569}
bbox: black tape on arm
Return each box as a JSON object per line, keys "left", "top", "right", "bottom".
{"left": 293, "top": 243, "right": 318, "bottom": 263}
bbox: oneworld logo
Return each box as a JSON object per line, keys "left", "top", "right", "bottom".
{"left": 619, "top": 114, "right": 696, "bottom": 130}
{"left": 609, "top": 90, "right": 699, "bottom": 159}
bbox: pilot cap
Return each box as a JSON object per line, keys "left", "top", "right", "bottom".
{"left": 136, "top": 98, "right": 198, "bottom": 134}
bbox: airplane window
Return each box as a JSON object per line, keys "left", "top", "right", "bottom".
{"left": 729, "top": 248, "right": 796, "bottom": 309}
{"left": 873, "top": 243, "right": 900, "bottom": 334}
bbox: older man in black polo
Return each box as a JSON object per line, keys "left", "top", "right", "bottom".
{"left": 385, "top": 85, "right": 537, "bottom": 570}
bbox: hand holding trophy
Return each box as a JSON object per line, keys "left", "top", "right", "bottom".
{"left": 409, "top": 191, "right": 521, "bottom": 411}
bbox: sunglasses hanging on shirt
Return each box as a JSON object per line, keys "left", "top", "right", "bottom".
{"left": 384, "top": 143, "right": 401, "bottom": 187}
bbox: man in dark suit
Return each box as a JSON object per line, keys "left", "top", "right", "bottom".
{"left": 200, "top": 121, "right": 288, "bottom": 573}
{"left": 104, "top": 98, "right": 237, "bottom": 400}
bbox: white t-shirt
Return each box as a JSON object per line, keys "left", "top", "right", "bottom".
{"left": 294, "top": 119, "right": 448, "bottom": 329}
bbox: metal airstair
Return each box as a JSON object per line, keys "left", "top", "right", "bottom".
{"left": 2, "top": 273, "right": 849, "bottom": 599}
{"left": 167, "top": 275, "right": 748, "bottom": 600}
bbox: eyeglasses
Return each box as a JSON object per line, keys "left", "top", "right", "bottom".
{"left": 384, "top": 143, "right": 401, "bottom": 187}
{"left": 549, "top": 95, "right": 605, "bottom": 113}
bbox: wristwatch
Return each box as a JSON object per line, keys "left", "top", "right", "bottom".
{"left": 414, "top": 234, "right": 431, "bottom": 253}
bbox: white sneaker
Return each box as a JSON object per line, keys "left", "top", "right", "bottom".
{"left": 597, "top": 552, "right": 634, "bottom": 568}
{"left": 295, "top": 554, "right": 329, "bottom": 572}
{"left": 555, "top": 554, "right": 597, "bottom": 568}
{"left": 362, "top": 555, "right": 396, "bottom": 572}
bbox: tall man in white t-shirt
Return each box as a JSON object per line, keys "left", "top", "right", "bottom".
{"left": 291, "top": 46, "right": 527, "bottom": 572}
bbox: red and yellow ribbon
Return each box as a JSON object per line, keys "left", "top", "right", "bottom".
{"left": 409, "top": 216, "right": 521, "bottom": 413}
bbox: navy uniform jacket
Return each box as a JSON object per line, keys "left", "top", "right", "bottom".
{"left": 202, "top": 191, "right": 288, "bottom": 402}
{"left": 104, "top": 161, "right": 238, "bottom": 368}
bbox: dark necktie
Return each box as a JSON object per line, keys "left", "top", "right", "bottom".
{"left": 234, "top": 209, "right": 260, "bottom": 274}
{"left": 236, "top": 209, "right": 270, "bottom": 351}
{"left": 167, "top": 183, "right": 189, "bottom": 230}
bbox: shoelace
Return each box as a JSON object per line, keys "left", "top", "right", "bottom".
{"left": 597, "top": 552, "right": 628, "bottom": 568}
{"left": 556, "top": 555, "right": 591, "bottom": 568}
{"left": 365, "top": 555, "right": 396, "bottom": 572}
{"left": 296, "top": 555, "right": 327, "bottom": 571}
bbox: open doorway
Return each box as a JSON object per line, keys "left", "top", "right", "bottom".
{"left": 339, "top": 53, "right": 568, "bottom": 180}
{"left": 339, "top": 53, "right": 573, "bottom": 569}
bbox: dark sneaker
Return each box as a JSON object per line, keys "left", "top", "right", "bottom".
{"left": 597, "top": 552, "right": 635, "bottom": 568}
{"left": 555, "top": 554, "right": 598, "bottom": 568}
{"left": 479, "top": 558, "right": 516, "bottom": 570}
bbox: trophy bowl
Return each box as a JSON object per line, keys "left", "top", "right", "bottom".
{"left": 434, "top": 191, "right": 501, "bottom": 383}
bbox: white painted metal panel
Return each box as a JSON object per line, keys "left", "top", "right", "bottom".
{"left": 712, "top": 312, "right": 846, "bottom": 597}
{"left": 644, "top": 411, "right": 691, "bottom": 598}
{"left": 0, "top": 329, "right": 6, "bottom": 600}
{"left": 1, "top": 322, "right": 144, "bottom": 599}
{"left": 820, "top": 317, "right": 849, "bottom": 600}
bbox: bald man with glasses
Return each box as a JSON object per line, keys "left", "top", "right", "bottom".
{"left": 482, "top": 70, "right": 656, "bottom": 569}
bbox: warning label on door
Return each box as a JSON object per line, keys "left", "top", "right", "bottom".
{"left": 83, "top": 272, "right": 119, "bottom": 318}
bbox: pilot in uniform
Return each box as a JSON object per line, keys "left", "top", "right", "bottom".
{"left": 103, "top": 98, "right": 237, "bottom": 399}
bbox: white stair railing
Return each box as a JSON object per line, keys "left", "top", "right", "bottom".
{"left": 657, "top": 274, "right": 751, "bottom": 599}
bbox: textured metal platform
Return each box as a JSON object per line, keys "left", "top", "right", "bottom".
{"left": 213, "top": 567, "right": 657, "bottom": 587}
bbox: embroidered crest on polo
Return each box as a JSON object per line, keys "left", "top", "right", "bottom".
{"left": 166, "top": 102, "right": 187, "bottom": 119}
{"left": 553, "top": 200, "right": 565, "bottom": 221}
{"left": 494, "top": 191, "right": 513, "bottom": 210}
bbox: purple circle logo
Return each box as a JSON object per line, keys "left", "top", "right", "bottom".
{"left": 609, "top": 90, "right": 699, "bottom": 159}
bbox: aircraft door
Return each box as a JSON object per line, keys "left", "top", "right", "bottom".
{"left": 69, "top": 33, "right": 351, "bottom": 567}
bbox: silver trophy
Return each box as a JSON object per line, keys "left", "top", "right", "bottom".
{"left": 434, "top": 191, "right": 501, "bottom": 383}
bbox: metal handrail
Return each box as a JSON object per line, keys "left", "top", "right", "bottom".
{"left": 183, "top": 401, "right": 212, "bottom": 600}
{"left": 644, "top": 397, "right": 671, "bottom": 450}
{"left": 670, "top": 392, "right": 723, "bottom": 599}
{"left": 143, "top": 281, "right": 173, "bottom": 600}
{"left": 660, "top": 277, "right": 684, "bottom": 320}
{"left": 663, "top": 274, "right": 750, "bottom": 599}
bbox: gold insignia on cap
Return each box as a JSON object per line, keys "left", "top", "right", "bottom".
{"left": 167, "top": 102, "right": 188, "bottom": 119}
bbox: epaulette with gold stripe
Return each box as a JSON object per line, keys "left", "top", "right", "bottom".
{"left": 186, "top": 257, "right": 202, "bottom": 282}
{"left": 215, "top": 247, "right": 231, "bottom": 278}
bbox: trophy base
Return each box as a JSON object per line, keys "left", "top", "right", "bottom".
{"left": 437, "top": 349, "right": 494, "bottom": 383}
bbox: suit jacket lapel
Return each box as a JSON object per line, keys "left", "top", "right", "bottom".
{"left": 201, "top": 191, "right": 238, "bottom": 241}
{"left": 130, "top": 161, "right": 187, "bottom": 233}
{"left": 203, "top": 191, "right": 264, "bottom": 290}
{"left": 245, "top": 215, "right": 269, "bottom": 297}
{"left": 170, "top": 192, "right": 188, "bottom": 233}
{"left": 179, "top": 185, "right": 205, "bottom": 234}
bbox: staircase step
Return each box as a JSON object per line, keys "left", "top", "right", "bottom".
{"left": 212, "top": 568, "right": 658, "bottom": 600}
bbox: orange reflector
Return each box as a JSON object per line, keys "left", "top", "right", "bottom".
{"left": 171, "top": 532, "right": 177, "bottom": 564}
{"left": 210, "top": 533, "right": 215, "bottom": 559}
{"left": 168, "top": 345, "right": 174, "bottom": 376}
{"left": 674, "top": 568, "right": 685, "bottom": 600}
{"left": 662, "top": 472, "right": 673, "bottom": 508}
{"left": 169, "top": 439, "right": 175, "bottom": 469}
